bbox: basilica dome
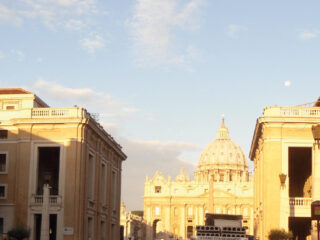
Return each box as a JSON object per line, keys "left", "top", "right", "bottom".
{"left": 197, "top": 118, "right": 248, "bottom": 172}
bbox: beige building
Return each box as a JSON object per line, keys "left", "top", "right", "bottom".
{"left": 249, "top": 98, "right": 320, "bottom": 240}
{"left": 0, "top": 88, "right": 126, "bottom": 240}
{"left": 144, "top": 119, "right": 254, "bottom": 240}
{"left": 120, "top": 202, "right": 146, "bottom": 240}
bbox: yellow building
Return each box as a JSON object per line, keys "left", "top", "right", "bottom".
{"left": 0, "top": 88, "right": 126, "bottom": 240}
{"left": 249, "top": 98, "right": 320, "bottom": 240}
{"left": 144, "top": 119, "right": 254, "bottom": 240}
{"left": 120, "top": 202, "right": 146, "bottom": 240}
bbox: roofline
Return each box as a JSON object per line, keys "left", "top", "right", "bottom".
{"left": 34, "top": 94, "right": 49, "bottom": 107}
{"left": 0, "top": 88, "right": 32, "bottom": 94}
{"left": 249, "top": 118, "right": 262, "bottom": 160}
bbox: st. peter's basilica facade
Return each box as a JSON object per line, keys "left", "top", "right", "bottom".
{"left": 143, "top": 119, "right": 254, "bottom": 240}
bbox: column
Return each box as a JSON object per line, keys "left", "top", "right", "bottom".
{"left": 40, "top": 184, "right": 50, "bottom": 240}
{"left": 208, "top": 174, "right": 214, "bottom": 213}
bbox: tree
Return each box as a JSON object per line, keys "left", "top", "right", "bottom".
{"left": 7, "top": 225, "right": 30, "bottom": 240}
{"left": 268, "top": 229, "right": 293, "bottom": 240}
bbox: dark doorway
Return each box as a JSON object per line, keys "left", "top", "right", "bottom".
{"left": 34, "top": 214, "right": 41, "bottom": 240}
{"left": 37, "top": 147, "right": 60, "bottom": 195}
{"left": 289, "top": 217, "right": 311, "bottom": 240}
{"left": 289, "top": 147, "right": 312, "bottom": 197}
{"left": 120, "top": 225, "right": 124, "bottom": 240}
{"left": 49, "top": 214, "right": 57, "bottom": 240}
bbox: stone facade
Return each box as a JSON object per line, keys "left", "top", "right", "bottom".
{"left": 249, "top": 100, "right": 320, "bottom": 240}
{"left": 0, "top": 88, "right": 126, "bottom": 240}
{"left": 120, "top": 202, "right": 147, "bottom": 240}
{"left": 144, "top": 119, "right": 254, "bottom": 240}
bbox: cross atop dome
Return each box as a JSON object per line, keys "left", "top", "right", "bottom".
{"left": 217, "top": 116, "right": 230, "bottom": 140}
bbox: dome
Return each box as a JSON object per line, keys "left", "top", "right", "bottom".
{"left": 197, "top": 118, "right": 248, "bottom": 172}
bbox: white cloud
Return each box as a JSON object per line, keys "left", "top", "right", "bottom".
{"left": 120, "top": 138, "right": 200, "bottom": 210}
{"left": 129, "top": 0, "right": 205, "bottom": 67}
{"left": 27, "top": 79, "right": 138, "bottom": 120}
{"left": 0, "top": 0, "right": 100, "bottom": 30}
{"left": 227, "top": 24, "right": 247, "bottom": 38}
{"left": 80, "top": 34, "right": 105, "bottom": 53}
{"left": 65, "top": 18, "right": 86, "bottom": 30}
{"left": 0, "top": 4, "right": 22, "bottom": 25}
{"left": 11, "top": 49, "right": 25, "bottom": 62}
{"left": 284, "top": 80, "right": 291, "bottom": 87}
{"left": 299, "top": 31, "right": 318, "bottom": 40}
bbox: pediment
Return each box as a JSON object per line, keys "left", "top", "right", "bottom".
{"left": 150, "top": 171, "right": 167, "bottom": 185}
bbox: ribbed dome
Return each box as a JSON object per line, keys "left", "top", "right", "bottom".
{"left": 197, "top": 118, "right": 248, "bottom": 171}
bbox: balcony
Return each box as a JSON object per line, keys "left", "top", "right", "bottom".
{"left": 30, "top": 195, "right": 63, "bottom": 211}
{"left": 264, "top": 106, "right": 320, "bottom": 118}
{"left": 289, "top": 197, "right": 312, "bottom": 217}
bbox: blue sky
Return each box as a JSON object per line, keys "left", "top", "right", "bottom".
{"left": 1, "top": 0, "right": 320, "bottom": 210}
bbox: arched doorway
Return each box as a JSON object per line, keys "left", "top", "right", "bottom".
{"left": 153, "top": 219, "right": 164, "bottom": 239}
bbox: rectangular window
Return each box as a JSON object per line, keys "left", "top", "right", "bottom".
{"left": 88, "top": 154, "right": 95, "bottom": 200}
{"left": 155, "top": 186, "right": 161, "bottom": 193}
{"left": 0, "top": 153, "right": 7, "bottom": 173}
{"left": 111, "top": 224, "right": 115, "bottom": 240}
{"left": 100, "top": 164, "right": 106, "bottom": 205}
{"left": 6, "top": 106, "right": 15, "bottom": 110}
{"left": 0, "top": 185, "right": 7, "bottom": 199}
{"left": 112, "top": 171, "right": 117, "bottom": 211}
{"left": 100, "top": 221, "right": 106, "bottom": 240}
{"left": 0, "top": 130, "right": 8, "bottom": 139}
{"left": 155, "top": 207, "right": 160, "bottom": 216}
{"left": 188, "top": 207, "right": 193, "bottom": 217}
{"left": 88, "top": 217, "right": 94, "bottom": 240}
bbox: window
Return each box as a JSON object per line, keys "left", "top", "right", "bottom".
{"left": 88, "top": 154, "right": 95, "bottom": 200}
{"left": 220, "top": 174, "right": 224, "bottom": 182}
{"left": 229, "top": 173, "right": 233, "bottom": 181}
{"left": 174, "top": 207, "right": 178, "bottom": 216}
{"left": 0, "top": 130, "right": 8, "bottom": 139}
{"left": 188, "top": 207, "right": 193, "bottom": 217}
{"left": 88, "top": 217, "right": 94, "bottom": 240}
{"left": 100, "top": 221, "right": 106, "bottom": 240}
{"left": 112, "top": 171, "right": 117, "bottom": 211}
{"left": 100, "top": 164, "right": 106, "bottom": 205}
{"left": 155, "top": 186, "right": 161, "bottom": 193}
{"left": 111, "top": 224, "right": 115, "bottom": 240}
{"left": 6, "top": 106, "right": 15, "bottom": 110}
{"left": 0, "top": 153, "right": 7, "bottom": 173}
{"left": 155, "top": 207, "right": 160, "bottom": 216}
{"left": 0, "top": 185, "right": 7, "bottom": 199}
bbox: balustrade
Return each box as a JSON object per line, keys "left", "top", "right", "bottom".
{"left": 264, "top": 107, "right": 320, "bottom": 117}
{"left": 289, "top": 197, "right": 312, "bottom": 206}
{"left": 30, "top": 195, "right": 62, "bottom": 206}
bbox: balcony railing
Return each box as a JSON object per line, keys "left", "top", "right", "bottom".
{"left": 264, "top": 107, "right": 320, "bottom": 118}
{"left": 289, "top": 197, "right": 312, "bottom": 217}
{"left": 289, "top": 197, "right": 312, "bottom": 206}
{"left": 30, "top": 195, "right": 62, "bottom": 206}
{"left": 31, "top": 107, "right": 88, "bottom": 119}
